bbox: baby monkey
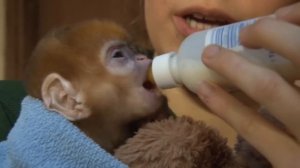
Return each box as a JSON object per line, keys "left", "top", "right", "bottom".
{"left": 24, "top": 20, "right": 169, "bottom": 153}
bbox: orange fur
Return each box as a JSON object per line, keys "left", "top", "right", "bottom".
{"left": 24, "top": 20, "right": 171, "bottom": 153}
{"left": 25, "top": 20, "right": 129, "bottom": 99}
{"left": 115, "top": 116, "right": 240, "bottom": 168}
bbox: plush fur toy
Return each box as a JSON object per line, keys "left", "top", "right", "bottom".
{"left": 115, "top": 116, "right": 272, "bottom": 168}
{"left": 115, "top": 116, "right": 239, "bottom": 168}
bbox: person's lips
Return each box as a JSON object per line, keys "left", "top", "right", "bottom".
{"left": 173, "top": 7, "right": 235, "bottom": 36}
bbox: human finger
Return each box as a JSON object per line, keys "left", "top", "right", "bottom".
{"left": 276, "top": 2, "right": 300, "bottom": 25}
{"left": 196, "top": 80, "right": 300, "bottom": 167}
{"left": 240, "top": 18, "right": 300, "bottom": 65}
{"left": 202, "top": 45, "right": 300, "bottom": 139}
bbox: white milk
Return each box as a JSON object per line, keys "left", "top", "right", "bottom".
{"left": 150, "top": 17, "right": 299, "bottom": 94}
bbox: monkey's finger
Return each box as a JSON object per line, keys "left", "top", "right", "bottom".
{"left": 196, "top": 81, "right": 300, "bottom": 167}
{"left": 202, "top": 45, "right": 300, "bottom": 139}
{"left": 276, "top": 2, "right": 300, "bottom": 25}
{"left": 240, "top": 18, "right": 300, "bottom": 65}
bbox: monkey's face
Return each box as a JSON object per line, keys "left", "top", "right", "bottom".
{"left": 28, "top": 20, "right": 166, "bottom": 124}
{"left": 92, "top": 40, "right": 164, "bottom": 121}
{"left": 27, "top": 20, "right": 168, "bottom": 152}
{"left": 81, "top": 39, "right": 165, "bottom": 123}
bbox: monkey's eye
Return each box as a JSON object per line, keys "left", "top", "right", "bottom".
{"left": 112, "top": 50, "right": 125, "bottom": 58}
{"left": 108, "top": 45, "right": 133, "bottom": 60}
{"left": 106, "top": 44, "right": 136, "bottom": 75}
{"left": 106, "top": 45, "right": 135, "bottom": 67}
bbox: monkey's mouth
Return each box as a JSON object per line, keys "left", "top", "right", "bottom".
{"left": 142, "top": 64, "right": 157, "bottom": 91}
{"left": 142, "top": 80, "right": 156, "bottom": 91}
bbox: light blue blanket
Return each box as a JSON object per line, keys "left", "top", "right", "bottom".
{"left": 0, "top": 96, "right": 128, "bottom": 168}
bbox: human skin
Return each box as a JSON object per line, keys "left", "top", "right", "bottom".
{"left": 145, "top": 0, "right": 299, "bottom": 54}
{"left": 198, "top": 3, "right": 300, "bottom": 167}
{"left": 144, "top": 0, "right": 300, "bottom": 147}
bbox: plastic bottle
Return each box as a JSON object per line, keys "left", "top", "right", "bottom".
{"left": 149, "top": 17, "right": 299, "bottom": 93}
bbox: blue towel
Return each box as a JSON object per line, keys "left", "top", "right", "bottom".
{"left": 0, "top": 96, "right": 128, "bottom": 168}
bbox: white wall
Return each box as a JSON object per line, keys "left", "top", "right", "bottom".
{"left": 0, "top": 0, "right": 5, "bottom": 79}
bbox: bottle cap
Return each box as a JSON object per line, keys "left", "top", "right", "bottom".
{"left": 152, "top": 52, "right": 178, "bottom": 89}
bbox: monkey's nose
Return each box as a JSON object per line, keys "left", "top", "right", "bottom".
{"left": 136, "top": 54, "right": 149, "bottom": 61}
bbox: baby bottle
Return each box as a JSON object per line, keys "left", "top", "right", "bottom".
{"left": 149, "top": 17, "right": 299, "bottom": 93}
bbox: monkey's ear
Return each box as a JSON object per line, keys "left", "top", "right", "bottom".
{"left": 41, "top": 73, "right": 91, "bottom": 121}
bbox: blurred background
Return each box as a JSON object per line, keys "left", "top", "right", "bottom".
{"left": 0, "top": 0, "right": 150, "bottom": 80}
{"left": 0, "top": 0, "right": 5, "bottom": 79}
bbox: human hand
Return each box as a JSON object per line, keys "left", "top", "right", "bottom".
{"left": 197, "top": 2, "right": 300, "bottom": 167}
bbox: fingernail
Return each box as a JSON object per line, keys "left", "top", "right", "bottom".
{"left": 197, "top": 81, "right": 215, "bottom": 103}
{"left": 203, "top": 45, "right": 220, "bottom": 59}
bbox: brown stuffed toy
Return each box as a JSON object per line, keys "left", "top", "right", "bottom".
{"left": 115, "top": 116, "right": 245, "bottom": 168}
